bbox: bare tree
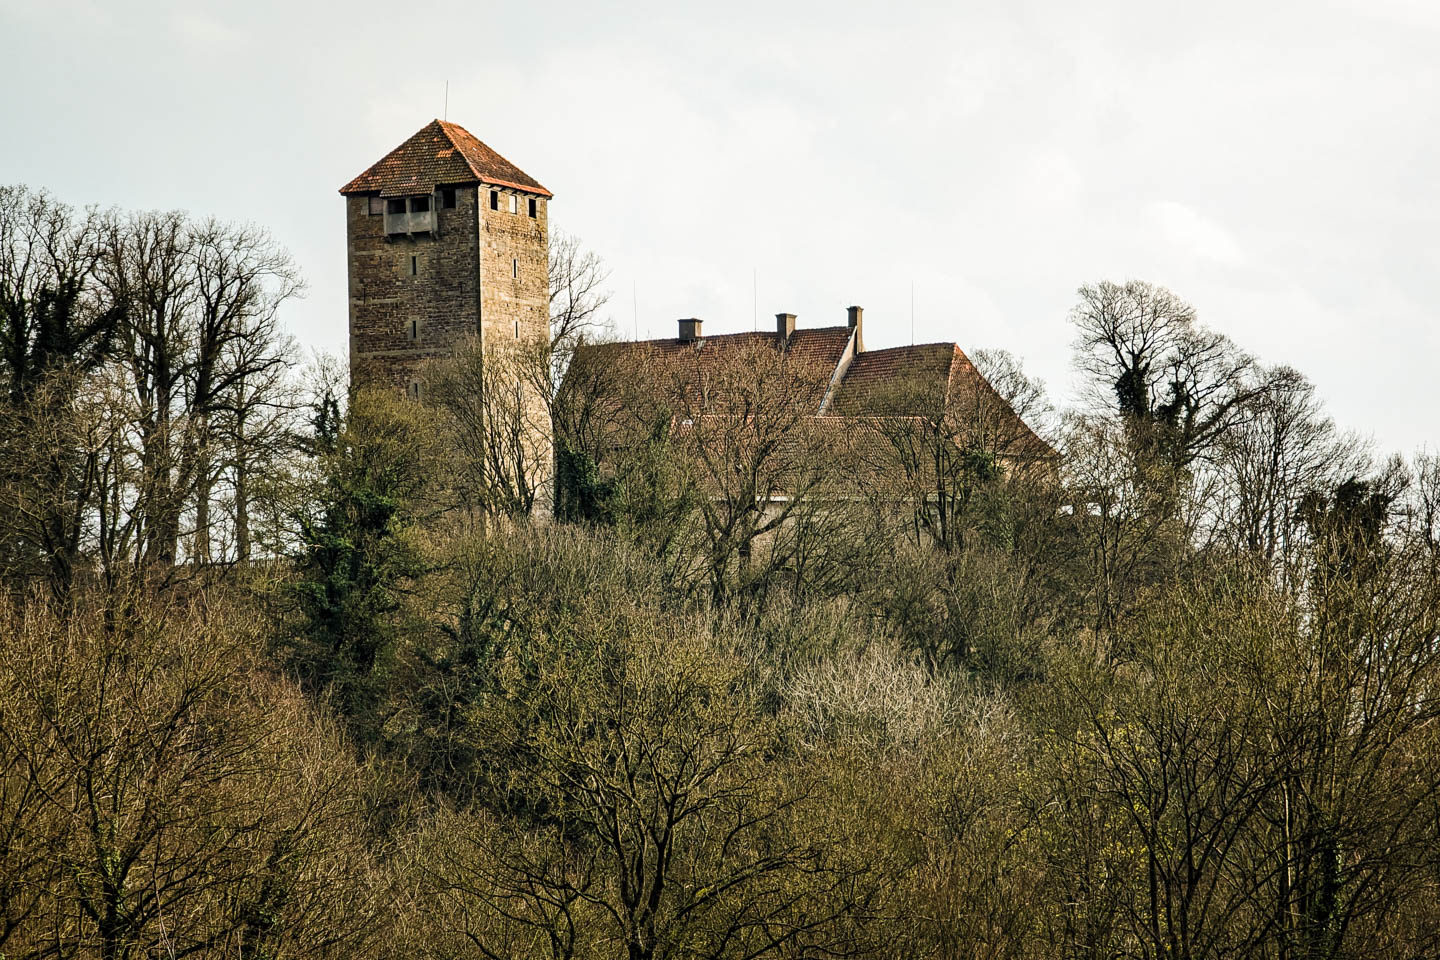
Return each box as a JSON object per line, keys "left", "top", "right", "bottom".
{"left": 547, "top": 227, "right": 611, "bottom": 394}
{"left": 1061, "top": 412, "right": 1188, "bottom": 635}
{"left": 1206, "top": 366, "right": 1370, "bottom": 583}
{"left": 185, "top": 218, "right": 303, "bottom": 563}
{"left": 98, "top": 210, "right": 301, "bottom": 568}
{"left": 665, "top": 341, "right": 851, "bottom": 607}
{"left": 425, "top": 338, "right": 553, "bottom": 523}
{"left": 423, "top": 626, "right": 862, "bottom": 960}
{"left": 0, "top": 591, "right": 385, "bottom": 960}
{"left": 0, "top": 186, "right": 126, "bottom": 599}
{"left": 1071, "top": 280, "right": 1262, "bottom": 474}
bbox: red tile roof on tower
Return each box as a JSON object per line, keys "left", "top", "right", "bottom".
{"left": 339, "top": 120, "right": 552, "bottom": 198}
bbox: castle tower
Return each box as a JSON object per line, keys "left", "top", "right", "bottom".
{"left": 339, "top": 119, "right": 551, "bottom": 393}
{"left": 339, "top": 120, "right": 553, "bottom": 511}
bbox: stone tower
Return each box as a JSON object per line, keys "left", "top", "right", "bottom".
{"left": 339, "top": 119, "right": 552, "bottom": 392}
{"left": 339, "top": 120, "right": 553, "bottom": 508}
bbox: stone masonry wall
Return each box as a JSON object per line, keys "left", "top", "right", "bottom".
{"left": 347, "top": 186, "right": 482, "bottom": 390}
{"left": 479, "top": 188, "right": 549, "bottom": 352}
{"left": 346, "top": 181, "right": 553, "bottom": 512}
{"left": 480, "top": 188, "right": 553, "bottom": 511}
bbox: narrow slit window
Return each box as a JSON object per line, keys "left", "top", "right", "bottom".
{"left": 514, "top": 319, "right": 519, "bottom": 339}
{"left": 410, "top": 255, "right": 417, "bottom": 276}
{"left": 409, "top": 319, "right": 418, "bottom": 341}
{"left": 527, "top": 197, "right": 537, "bottom": 218}
{"left": 512, "top": 258, "right": 518, "bottom": 278}
{"left": 489, "top": 190, "right": 499, "bottom": 210}
{"left": 408, "top": 381, "right": 421, "bottom": 399}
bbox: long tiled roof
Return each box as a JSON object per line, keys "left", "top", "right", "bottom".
{"left": 832, "top": 343, "right": 958, "bottom": 414}
{"left": 599, "top": 327, "right": 851, "bottom": 365}
{"left": 568, "top": 323, "right": 1055, "bottom": 460}
{"left": 581, "top": 326, "right": 854, "bottom": 410}
{"left": 339, "top": 120, "right": 552, "bottom": 198}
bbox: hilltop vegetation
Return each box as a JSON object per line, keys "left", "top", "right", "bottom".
{"left": 3, "top": 185, "right": 1440, "bottom": 959}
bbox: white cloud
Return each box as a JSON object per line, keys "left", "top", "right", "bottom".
{"left": 1147, "top": 200, "right": 1245, "bottom": 266}
{"left": 171, "top": 11, "right": 247, "bottom": 53}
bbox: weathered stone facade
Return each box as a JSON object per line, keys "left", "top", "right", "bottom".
{"left": 346, "top": 186, "right": 480, "bottom": 390}
{"left": 341, "top": 120, "right": 554, "bottom": 511}
{"left": 479, "top": 186, "right": 550, "bottom": 353}
{"left": 343, "top": 184, "right": 549, "bottom": 389}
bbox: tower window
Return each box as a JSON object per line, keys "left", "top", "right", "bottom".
{"left": 368, "top": 196, "right": 384, "bottom": 215}
{"left": 410, "top": 255, "right": 417, "bottom": 276}
{"left": 490, "top": 190, "right": 499, "bottom": 210}
{"left": 408, "top": 319, "right": 419, "bottom": 341}
{"left": 383, "top": 195, "right": 436, "bottom": 235}
{"left": 440, "top": 188, "right": 456, "bottom": 209}
{"left": 512, "top": 258, "right": 518, "bottom": 278}
{"left": 508, "top": 194, "right": 518, "bottom": 214}
{"left": 514, "top": 319, "right": 519, "bottom": 339}
{"left": 527, "top": 198, "right": 537, "bottom": 218}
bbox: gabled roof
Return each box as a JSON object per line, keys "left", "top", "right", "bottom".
{"left": 339, "top": 120, "right": 552, "bottom": 198}
{"left": 579, "top": 326, "right": 854, "bottom": 410}
{"left": 592, "top": 326, "right": 851, "bottom": 365}
{"left": 832, "top": 343, "right": 959, "bottom": 414}
{"left": 568, "top": 324, "right": 1053, "bottom": 460}
{"left": 833, "top": 343, "right": 1055, "bottom": 459}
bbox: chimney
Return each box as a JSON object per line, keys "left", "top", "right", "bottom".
{"left": 776, "top": 312, "right": 796, "bottom": 341}
{"left": 677, "top": 318, "right": 703, "bottom": 342}
{"left": 847, "top": 305, "right": 865, "bottom": 352}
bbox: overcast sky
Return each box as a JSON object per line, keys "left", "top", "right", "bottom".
{"left": 2, "top": 0, "right": 1436, "bottom": 456}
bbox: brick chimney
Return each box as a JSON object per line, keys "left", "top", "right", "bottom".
{"left": 677, "top": 318, "right": 703, "bottom": 342}
{"left": 847, "top": 305, "right": 864, "bottom": 352}
{"left": 776, "top": 312, "right": 796, "bottom": 341}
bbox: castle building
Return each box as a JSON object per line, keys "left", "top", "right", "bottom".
{"left": 570, "top": 311, "right": 1054, "bottom": 464}
{"left": 340, "top": 120, "right": 554, "bottom": 511}
{"left": 339, "top": 119, "right": 551, "bottom": 394}
{"left": 338, "top": 123, "right": 1049, "bottom": 521}
{"left": 559, "top": 310, "right": 1053, "bottom": 523}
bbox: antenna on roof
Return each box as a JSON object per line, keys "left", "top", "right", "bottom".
{"left": 443, "top": 80, "right": 449, "bottom": 121}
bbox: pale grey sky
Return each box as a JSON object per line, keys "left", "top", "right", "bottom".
{"left": 2, "top": 0, "right": 1436, "bottom": 456}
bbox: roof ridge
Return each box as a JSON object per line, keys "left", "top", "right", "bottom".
{"left": 859, "top": 341, "right": 957, "bottom": 354}
{"left": 434, "top": 119, "right": 487, "bottom": 184}
{"left": 338, "top": 119, "right": 439, "bottom": 194}
{"left": 340, "top": 120, "right": 552, "bottom": 197}
{"left": 432, "top": 118, "right": 469, "bottom": 172}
